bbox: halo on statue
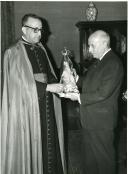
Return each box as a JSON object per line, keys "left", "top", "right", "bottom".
{"left": 61, "top": 47, "right": 70, "bottom": 56}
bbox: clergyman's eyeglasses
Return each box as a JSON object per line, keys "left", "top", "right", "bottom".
{"left": 24, "top": 25, "right": 43, "bottom": 33}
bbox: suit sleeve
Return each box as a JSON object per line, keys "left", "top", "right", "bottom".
{"left": 80, "top": 60, "right": 124, "bottom": 105}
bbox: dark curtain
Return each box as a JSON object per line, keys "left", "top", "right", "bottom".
{"left": 1, "top": 1, "right": 15, "bottom": 95}
{"left": 1, "top": 1, "right": 15, "bottom": 56}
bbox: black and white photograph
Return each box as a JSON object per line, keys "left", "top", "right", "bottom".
{"left": 1, "top": 1, "right": 127, "bottom": 174}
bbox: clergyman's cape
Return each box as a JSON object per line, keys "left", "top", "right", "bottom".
{"left": 1, "top": 40, "right": 67, "bottom": 174}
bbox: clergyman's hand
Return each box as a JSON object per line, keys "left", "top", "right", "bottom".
{"left": 46, "top": 83, "right": 64, "bottom": 93}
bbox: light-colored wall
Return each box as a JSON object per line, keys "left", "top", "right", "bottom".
{"left": 14, "top": 1, "right": 127, "bottom": 67}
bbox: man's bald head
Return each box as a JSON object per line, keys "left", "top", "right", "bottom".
{"left": 88, "top": 30, "right": 110, "bottom": 59}
{"left": 90, "top": 30, "right": 110, "bottom": 48}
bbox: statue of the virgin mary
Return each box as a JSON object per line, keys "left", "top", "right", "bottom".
{"left": 59, "top": 47, "right": 81, "bottom": 103}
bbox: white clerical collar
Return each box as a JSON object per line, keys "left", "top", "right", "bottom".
{"left": 99, "top": 48, "right": 111, "bottom": 61}
{"left": 22, "top": 36, "right": 40, "bottom": 46}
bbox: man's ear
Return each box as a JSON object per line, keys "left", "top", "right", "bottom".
{"left": 22, "top": 27, "right": 26, "bottom": 35}
{"left": 103, "top": 40, "right": 107, "bottom": 48}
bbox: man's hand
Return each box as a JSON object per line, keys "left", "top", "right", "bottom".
{"left": 59, "top": 92, "right": 81, "bottom": 104}
{"left": 64, "top": 93, "right": 79, "bottom": 100}
{"left": 46, "top": 83, "right": 64, "bottom": 93}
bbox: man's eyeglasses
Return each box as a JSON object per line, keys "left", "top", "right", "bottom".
{"left": 24, "top": 25, "right": 43, "bottom": 33}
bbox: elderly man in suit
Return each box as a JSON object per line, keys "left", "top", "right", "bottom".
{"left": 63, "top": 30, "right": 124, "bottom": 174}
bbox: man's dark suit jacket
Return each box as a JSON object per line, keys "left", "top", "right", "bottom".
{"left": 77, "top": 50, "right": 124, "bottom": 130}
